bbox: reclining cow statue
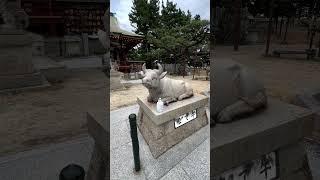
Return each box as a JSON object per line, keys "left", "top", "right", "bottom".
{"left": 140, "top": 63, "right": 193, "bottom": 104}
{"left": 211, "top": 59, "right": 268, "bottom": 126}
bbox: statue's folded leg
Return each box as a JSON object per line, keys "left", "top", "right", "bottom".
{"left": 162, "top": 97, "right": 178, "bottom": 105}
{"left": 217, "top": 91, "right": 267, "bottom": 123}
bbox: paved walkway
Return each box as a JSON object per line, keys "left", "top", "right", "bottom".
{"left": 304, "top": 140, "right": 320, "bottom": 180}
{"left": 0, "top": 135, "right": 94, "bottom": 180}
{"left": 0, "top": 104, "right": 208, "bottom": 180}
{"left": 110, "top": 105, "right": 210, "bottom": 180}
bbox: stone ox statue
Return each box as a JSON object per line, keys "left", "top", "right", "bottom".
{"left": 211, "top": 59, "right": 268, "bottom": 125}
{"left": 140, "top": 63, "right": 193, "bottom": 104}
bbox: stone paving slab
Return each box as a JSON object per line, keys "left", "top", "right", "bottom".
{"left": 111, "top": 104, "right": 139, "bottom": 126}
{"left": 304, "top": 141, "right": 320, "bottom": 180}
{"left": 160, "top": 165, "right": 191, "bottom": 180}
{"left": 177, "top": 138, "right": 210, "bottom": 180}
{"left": 110, "top": 119, "right": 131, "bottom": 149}
{"left": 110, "top": 104, "right": 209, "bottom": 180}
{"left": 0, "top": 135, "right": 94, "bottom": 180}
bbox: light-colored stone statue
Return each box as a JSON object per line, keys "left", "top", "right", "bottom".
{"left": 0, "top": 0, "right": 46, "bottom": 91}
{"left": 140, "top": 63, "right": 193, "bottom": 104}
{"left": 97, "top": 7, "right": 111, "bottom": 76}
{"left": 211, "top": 59, "right": 267, "bottom": 125}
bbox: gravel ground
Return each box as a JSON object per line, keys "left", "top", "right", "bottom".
{"left": 0, "top": 69, "right": 106, "bottom": 157}
{"left": 214, "top": 44, "right": 320, "bottom": 103}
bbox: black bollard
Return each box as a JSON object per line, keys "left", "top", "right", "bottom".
{"left": 129, "top": 113, "right": 141, "bottom": 172}
{"left": 59, "top": 164, "right": 85, "bottom": 180}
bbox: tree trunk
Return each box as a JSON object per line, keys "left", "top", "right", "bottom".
{"left": 282, "top": 17, "right": 289, "bottom": 44}
{"left": 279, "top": 16, "right": 284, "bottom": 37}
{"left": 233, "top": 0, "right": 241, "bottom": 51}
{"left": 275, "top": 16, "right": 278, "bottom": 33}
{"left": 265, "top": 0, "right": 274, "bottom": 56}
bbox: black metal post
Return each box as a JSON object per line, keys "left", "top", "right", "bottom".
{"left": 129, "top": 114, "right": 141, "bottom": 172}
{"left": 59, "top": 164, "right": 85, "bottom": 180}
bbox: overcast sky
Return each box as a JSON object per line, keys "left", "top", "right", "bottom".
{"left": 110, "top": 0, "right": 210, "bottom": 32}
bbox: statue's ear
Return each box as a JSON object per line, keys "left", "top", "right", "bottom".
{"left": 139, "top": 71, "right": 145, "bottom": 79}
{"left": 159, "top": 71, "right": 167, "bottom": 79}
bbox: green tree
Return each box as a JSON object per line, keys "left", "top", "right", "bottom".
{"left": 129, "top": 0, "right": 209, "bottom": 73}
{"left": 129, "top": 0, "right": 160, "bottom": 52}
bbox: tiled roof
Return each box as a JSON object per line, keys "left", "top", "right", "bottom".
{"left": 110, "top": 14, "right": 143, "bottom": 38}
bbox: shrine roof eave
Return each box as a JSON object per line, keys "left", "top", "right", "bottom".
{"left": 110, "top": 32, "right": 144, "bottom": 39}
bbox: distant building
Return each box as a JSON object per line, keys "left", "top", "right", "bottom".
{"left": 21, "top": 0, "right": 107, "bottom": 36}
{"left": 110, "top": 13, "right": 143, "bottom": 73}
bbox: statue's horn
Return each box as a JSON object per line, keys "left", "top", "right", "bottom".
{"left": 157, "top": 63, "right": 163, "bottom": 74}
{"left": 142, "top": 63, "right": 146, "bottom": 73}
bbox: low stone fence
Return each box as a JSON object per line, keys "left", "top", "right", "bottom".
{"left": 33, "top": 34, "right": 104, "bottom": 58}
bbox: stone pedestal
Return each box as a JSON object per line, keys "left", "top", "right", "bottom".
{"left": 0, "top": 30, "right": 46, "bottom": 91}
{"left": 294, "top": 88, "right": 320, "bottom": 141}
{"left": 211, "top": 99, "right": 314, "bottom": 180}
{"left": 110, "top": 69, "right": 123, "bottom": 90}
{"left": 137, "top": 94, "right": 208, "bottom": 158}
{"left": 86, "top": 107, "right": 108, "bottom": 180}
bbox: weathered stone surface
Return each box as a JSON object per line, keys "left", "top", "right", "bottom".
{"left": 86, "top": 107, "right": 108, "bottom": 180}
{"left": 211, "top": 58, "right": 267, "bottom": 124}
{"left": 178, "top": 138, "right": 210, "bottom": 180}
{"left": 137, "top": 94, "right": 208, "bottom": 158}
{"left": 278, "top": 143, "right": 306, "bottom": 178}
{"left": 0, "top": 136, "right": 93, "bottom": 180}
{"left": 211, "top": 99, "right": 313, "bottom": 176}
{"left": 0, "top": 34, "right": 34, "bottom": 75}
{"left": 0, "top": 31, "right": 48, "bottom": 91}
{"left": 110, "top": 72, "right": 124, "bottom": 90}
{"left": 87, "top": 110, "right": 108, "bottom": 156}
{"left": 110, "top": 142, "right": 147, "bottom": 180}
{"left": 279, "top": 169, "right": 310, "bottom": 180}
{"left": 294, "top": 88, "right": 320, "bottom": 140}
{"left": 137, "top": 94, "right": 208, "bottom": 125}
{"left": 86, "top": 143, "right": 106, "bottom": 180}
{"left": 159, "top": 165, "right": 190, "bottom": 180}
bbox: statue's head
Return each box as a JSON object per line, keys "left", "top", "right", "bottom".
{"left": 140, "top": 63, "right": 167, "bottom": 89}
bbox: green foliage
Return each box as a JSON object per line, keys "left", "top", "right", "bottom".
{"left": 129, "top": 0, "right": 160, "bottom": 51}
{"left": 128, "top": 0, "right": 209, "bottom": 65}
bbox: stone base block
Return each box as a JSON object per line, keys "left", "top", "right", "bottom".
{"left": 278, "top": 143, "right": 306, "bottom": 178}
{"left": 0, "top": 71, "right": 47, "bottom": 91}
{"left": 86, "top": 108, "right": 108, "bottom": 180}
{"left": 137, "top": 94, "right": 208, "bottom": 158}
{"left": 211, "top": 99, "right": 314, "bottom": 179}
